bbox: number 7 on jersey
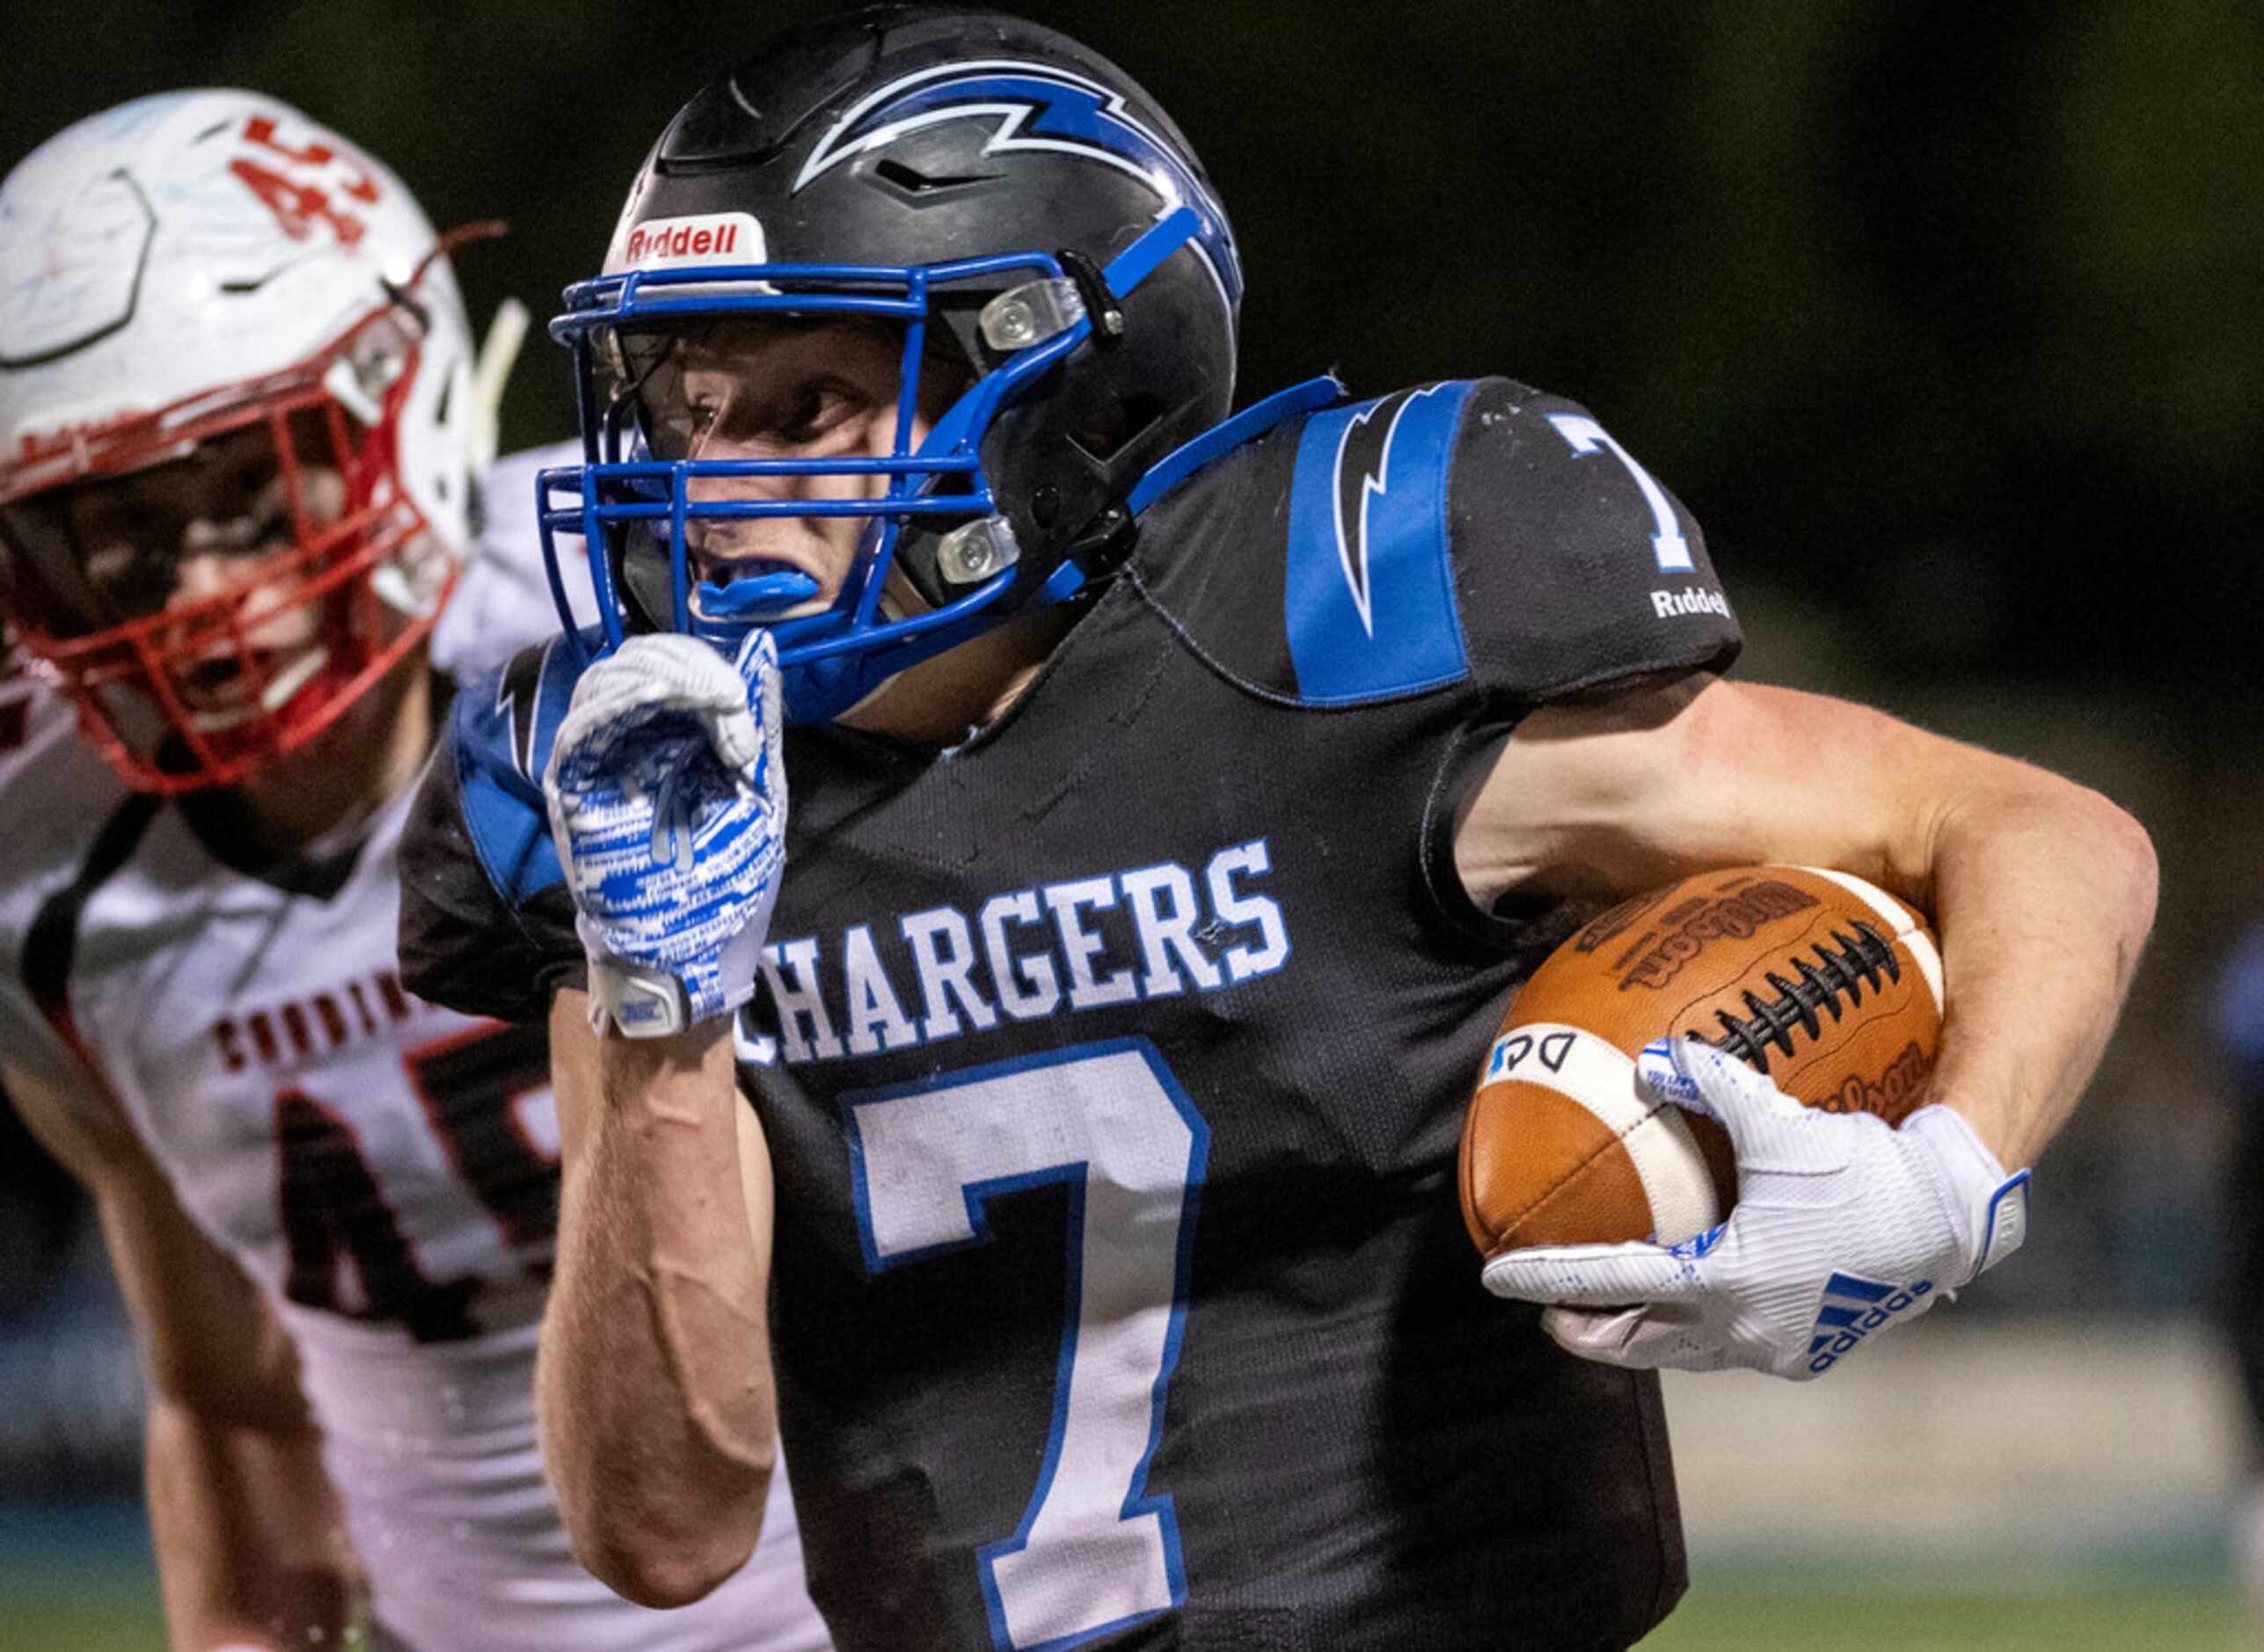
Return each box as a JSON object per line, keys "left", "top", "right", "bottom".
{"left": 843, "top": 1038, "right": 1209, "bottom": 1649}
{"left": 1546, "top": 412, "right": 1695, "bottom": 573}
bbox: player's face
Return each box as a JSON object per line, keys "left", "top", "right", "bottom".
{"left": 1, "top": 414, "right": 346, "bottom": 724}
{"left": 626, "top": 317, "right": 966, "bottom": 614}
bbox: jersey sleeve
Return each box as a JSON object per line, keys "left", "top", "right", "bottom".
{"left": 0, "top": 682, "right": 135, "bottom": 1097}
{"left": 0, "top": 969, "right": 89, "bottom": 1098}
{"left": 1129, "top": 375, "right": 1738, "bottom": 713}
{"left": 1410, "top": 378, "right": 1745, "bottom": 947}
{"left": 398, "top": 637, "right": 588, "bottom": 1023}
{"left": 1447, "top": 376, "right": 1740, "bottom": 705}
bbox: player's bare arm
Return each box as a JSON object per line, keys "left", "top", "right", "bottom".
{"left": 537, "top": 993, "right": 778, "bottom": 1607}
{"left": 1454, "top": 673, "right": 2158, "bottom": 1171}
{"left": 3, "top": 1061, "right": 359, "bottom": 1651}
{"left": 526, "top": 604, "right": 790, "bottom": 1607}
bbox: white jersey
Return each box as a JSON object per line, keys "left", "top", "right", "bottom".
{"left": 0, "top": 448, "right": 829, "bottom": 1651}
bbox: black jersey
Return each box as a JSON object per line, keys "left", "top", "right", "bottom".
{"left": 402, "top": 376, "right": 1742, "bottom": 1651}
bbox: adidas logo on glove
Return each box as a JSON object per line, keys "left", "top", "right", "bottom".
{"left": 1806, "top": 1271, "right": 1934, "bottom": 1374}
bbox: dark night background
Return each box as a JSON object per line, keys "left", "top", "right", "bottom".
{"left": 4, "top": 0, "right": 2253, "bottom": 700}
{"left": 0, "top": 0, "right": 2260, "bottom": 1637}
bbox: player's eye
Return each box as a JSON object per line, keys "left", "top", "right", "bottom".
{"left": 779, "top": 389, "right": 829, "bottom": 442}
{"left": 778, "top": 381, "right": 860, "bottom": 444}
{"left": 679, "top": 396, "right": 723, "bottom": 445}
{"left": 227, "top": 450, "right": 280, "bottom": 502}
{"left": 74, "top": 495, "right": 148, "bottom": 543}
{"left": 640, "top": 393, "right": 717, "bottom": 463}
{"left": 84, "top": 538, "right": 175, "bottom": 618}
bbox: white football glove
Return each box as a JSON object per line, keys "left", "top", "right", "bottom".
{"left": 544, "top": 630, "right": 786, "bottom": 1039}
{"left": 1481, "top": 1035, "right": 2032, "bottom": 1379}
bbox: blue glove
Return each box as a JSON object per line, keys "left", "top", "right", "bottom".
{"left": 543, "top": 630, "right": 786, "bottom": 1038}
{"left": 1481, "top": 1036, "right": 2032, "bottom": 1379}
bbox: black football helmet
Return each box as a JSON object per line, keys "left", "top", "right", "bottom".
{"left": 539, "top": 4, "right": 1244, "bottom": 720}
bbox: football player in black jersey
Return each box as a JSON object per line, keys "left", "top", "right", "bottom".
{"left": 398, "top": 8, "right": 2158, "bottom": 1647}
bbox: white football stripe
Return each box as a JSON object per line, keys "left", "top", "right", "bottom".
{"left": 1488, "top": 1021, "right": 1720, "bottom": 1246}
{"left": 1641, "top": 1103, "right": 1723, "bottom": 1246}
{"left": 1795, "top": 865, "right": 1945, "bottom": 1014}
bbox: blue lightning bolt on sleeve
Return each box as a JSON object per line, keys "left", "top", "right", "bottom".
{"left": 1279, "top": 382, "right": 1475, "bottom": 705}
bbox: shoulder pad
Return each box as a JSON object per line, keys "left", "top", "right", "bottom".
{"left": 1123, "top": 376, "right": 1742, "bottom": 709}
{"left": 1444, "top": 377, "right": 1740, "bottom": 703}
{"left": 1277, "top": 381, "right": 1479, "bottom": 704}
{"left": 0, "top": 673, "right": 143, "bottom": 1094}
{"left": 398, "top": 630, "right": 593, "bottom": 1023}
{"left": 1128, "top": 380, "right": 1479, "bottom": 706}
{"left": 0, "top": 675, "right": 129, "bottom": 893}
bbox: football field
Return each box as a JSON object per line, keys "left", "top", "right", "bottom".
{"left": 1647, "top": 1570, "right": 2249, "bottom": 1650}
{"left": 0, "top": 1530, "right": 2249, "bottom": 1652}
{"left": 2, "top": 1590, "right": 162, "bottom": 1651}
{"left": 0, "top": 1572, "right": 2248, "bottom": 1650}
{"left": 3, "top": 1484, "right": 2250, "bottom": 1648}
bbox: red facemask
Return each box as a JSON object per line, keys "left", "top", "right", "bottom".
{"left": 0, "top": 303, "right": 458, "bottom": 793}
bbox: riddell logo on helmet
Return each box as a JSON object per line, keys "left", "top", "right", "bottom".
{"left": 16, "top": 421, "right": 107, "bottom": 464}
{"left": 7, "top": 420, "right": 132, "bottom": 492}
{"left": 617, "top": 212, "right": 768, "bottom": 271}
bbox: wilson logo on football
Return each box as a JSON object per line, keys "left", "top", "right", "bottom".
{"left": 1618, "top": 881, "right": 1821, "bottom": 991}
{"left": 1823, "top": 1041, "right": 1934, "bottom": 1116}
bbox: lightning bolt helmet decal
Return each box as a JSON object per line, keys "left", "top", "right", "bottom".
{"left": 792, "top": 59, "right": 1242, "bottom": 315}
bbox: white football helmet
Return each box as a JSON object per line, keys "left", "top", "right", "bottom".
{"left": 0, "top": 90, "right": 479, "bottom": 791}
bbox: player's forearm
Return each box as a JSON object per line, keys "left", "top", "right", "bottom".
{"left": 1921, "top": 772, "right": 2157, "bottom": 1168}
{"left": 143, "top": 1397, "right": 359, "bottom": 1651}
{"left": 538, "top": 996, "right": 775, "bottom": 1608}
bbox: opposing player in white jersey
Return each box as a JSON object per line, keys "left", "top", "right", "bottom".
{"left": 0, "top": 91, "right": 828, "bottom": 1650}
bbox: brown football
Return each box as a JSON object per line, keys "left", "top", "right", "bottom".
{"left": 1459, "top": 865, "right": 1943, "bottom": 1258}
